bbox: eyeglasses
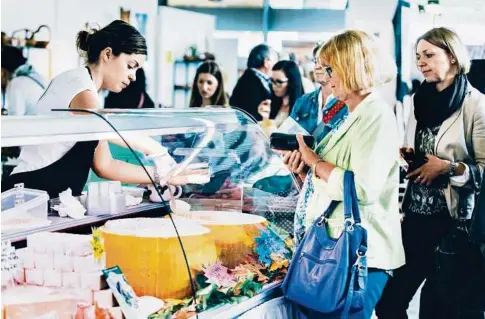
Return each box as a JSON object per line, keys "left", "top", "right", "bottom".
{"left": 271, "top": 79, "right": 288, "bottom": 87}
{"left": 315, "top": 61, "right": 333, "bottom": 78}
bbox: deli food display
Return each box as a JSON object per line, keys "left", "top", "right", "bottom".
{"left": 1, "top": 109, "right": 300, "bottom": 318}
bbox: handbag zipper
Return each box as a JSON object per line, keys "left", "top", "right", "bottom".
{"left": 300, "top": 252, "right": 337, "bottom": 265}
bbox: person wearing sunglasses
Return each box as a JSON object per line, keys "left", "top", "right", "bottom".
{"left": 264, "top": 60, "right": 304, "bottom": 128}
{"left": 281, "top": 43, "right": 349, "bottom": 245}
{"left": 286, "top": 30, "right": 404, "bottom": 318}
{"left": 289, "top": 42, "right": 348, "bottom": 143}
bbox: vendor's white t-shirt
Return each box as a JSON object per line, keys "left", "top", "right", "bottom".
{"left": 12, "top": 67, "right": 99, "bottom": 174}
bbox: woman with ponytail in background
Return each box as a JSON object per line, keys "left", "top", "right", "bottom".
{"left": 2, "top": 20, "right": 208, "bottom": 199}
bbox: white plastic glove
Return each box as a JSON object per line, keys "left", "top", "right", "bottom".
{"left": 148, "top": 148, "right": 211, "bottom": 186}
{"left": 166, "top": 162, "right": 211, "bottom": 186}
{"left": 147, "top": 148, "right": 177, "bottom": 180}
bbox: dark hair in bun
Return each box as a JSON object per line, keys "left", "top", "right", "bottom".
{"left": 76, "top": 20, "right": 147, "bottom": 64}
{"left": 76, "top": 30, "right": 92, "bottom": 52}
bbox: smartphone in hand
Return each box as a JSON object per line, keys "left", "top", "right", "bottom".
{"left": 270, "top": 133, "right": 315, "bottom": 151}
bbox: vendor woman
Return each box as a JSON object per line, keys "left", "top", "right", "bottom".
{"left": 3, "top": 20, "right": 201, "bottom": 198}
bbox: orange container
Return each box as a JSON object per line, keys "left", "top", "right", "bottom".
{"left": 179, "top": 211, "right": 267, "bottom": 268}
{"left": 101, "top": 218, "right": 217, "bottom": 299}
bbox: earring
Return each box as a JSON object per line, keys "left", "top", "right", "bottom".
{"left": 451, "top": 59, "right": 456, "bottom": 63}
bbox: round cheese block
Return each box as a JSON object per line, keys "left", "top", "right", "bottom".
{"left": 101, "top": 218, "right": 217, "bottom": 299}
{"left": 179, "top": 211, "right": 268, "bottom": 268}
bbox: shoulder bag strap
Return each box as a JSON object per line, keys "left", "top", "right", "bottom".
{"left": 321, "top": 171, "right": 354, "bottom": 222}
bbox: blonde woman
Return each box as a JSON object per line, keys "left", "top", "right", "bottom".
{"left": 289, "top": 30, "right": 405, "bottom": 318}
{"left": 376, "top": 27, "right": 485, "bottom": 319}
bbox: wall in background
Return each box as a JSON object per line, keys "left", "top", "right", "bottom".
{"left": 156, "top": 6, "right": 216, "bottom": 107}
{"left": 1, "top": 0, "right": 158, "bottom": 98}
{"left": 346, "top": 0, "right": 399, "bottom": 107}
{"left": 213, "top": 38, "right": 239, "bottom": 93}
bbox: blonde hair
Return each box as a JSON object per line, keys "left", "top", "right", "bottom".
{"left": 416, "top": 27, "right": 470, "bottom": 74}
{"left": 319, "top": 30, "right": 396, "bottom": 94}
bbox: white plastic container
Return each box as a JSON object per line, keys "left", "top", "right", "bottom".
{"left": 87, "top": 181, "right": 125, "bottom": 215}
{"left": 1, "top": 185, "right": 49, "bottom": 221}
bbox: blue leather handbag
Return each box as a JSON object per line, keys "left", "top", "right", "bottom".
{"left": 282, "top": 171, "right": 368, "bottom": 318}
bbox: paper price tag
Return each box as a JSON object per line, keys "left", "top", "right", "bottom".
{"left": 1, "top": 240, "right": 21, "bottom": 274}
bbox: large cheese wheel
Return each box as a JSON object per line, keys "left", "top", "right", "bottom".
{"left": 101, "top": 218, "right": 217, "bottom": 299}
{"left": 178, "top": 211, "right": 267, "bottom": 268}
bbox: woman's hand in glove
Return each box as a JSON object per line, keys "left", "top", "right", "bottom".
{"left": 151, "top": 150, "right": 177, "bottom": 178}
{"left": 166, "top": 163, "right": 211, "bottom": 186}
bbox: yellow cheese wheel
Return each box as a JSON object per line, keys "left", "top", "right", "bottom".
{"left": 101, "top": 218, "right": 217, "bottom": 299}
{"left": 178, "top": 211, "right": 267, "bottom": 268}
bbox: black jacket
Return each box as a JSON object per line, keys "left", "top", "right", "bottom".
{"left": 470, "top": 168, "right": 485, "bottom": 244}
{"left": 468, "top": 59, "right": 485, "bottom": 94}
{"left": 230, "top": 69, "right": 273, "bottom": 122}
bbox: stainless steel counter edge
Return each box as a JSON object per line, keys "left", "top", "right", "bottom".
{"left": 194, "top": 281, "right": 283, "bottom": 319}
{"left": 1, "top": 202, "right": 166, "bottom": 242}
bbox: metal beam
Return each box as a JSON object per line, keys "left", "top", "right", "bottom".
{"left": 262, "top": 0, "right": 270, "bottom": 42}
{"left": 270, "top": 8, "right": 345, "bottom": 32}
{"left": 174, "top": 7, "right": 264, "bottom": 31}
{"left": 171, "top": 6, "right": 345, "bottom": 32}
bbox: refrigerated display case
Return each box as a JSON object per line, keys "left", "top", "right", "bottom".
{"left": 1, "top": 108, "right": 301, "bottom": 318}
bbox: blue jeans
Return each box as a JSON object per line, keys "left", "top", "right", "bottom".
{"left": 298, "top": 269, "right": 390, "bottom": 319}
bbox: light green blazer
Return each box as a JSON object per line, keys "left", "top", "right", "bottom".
{"left": 305, "top": 92, "right": 405, "bottom": 270}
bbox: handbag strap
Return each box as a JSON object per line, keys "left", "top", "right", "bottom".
{"left": 342, "top": 264, "right": 359, "bottom": 319}
{"left": 322, "top": 171, "right": 362, "bottom": 224}
{"left": 350, "top": 175, "right": 368, "bottom": 251}
{"left": 322, "top": 201, "right": 340, "bottom": 220}
{"left": 349, "top": 171, "right": 362, "bottom": 224}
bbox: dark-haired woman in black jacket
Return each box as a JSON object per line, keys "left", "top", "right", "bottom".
{"left": 268, "top": 60, "right": 304, "bottom": 127}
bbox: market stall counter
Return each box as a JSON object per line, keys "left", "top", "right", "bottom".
{"left": 1, "top": 108, "right": 300, "bottom": 319}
